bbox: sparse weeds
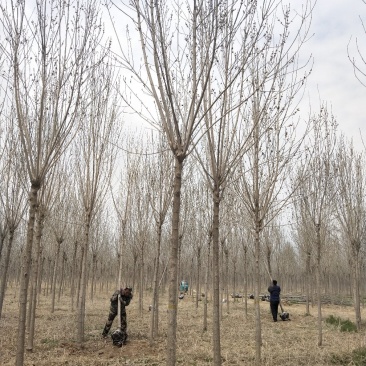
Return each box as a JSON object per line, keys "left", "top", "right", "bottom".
{"left": 325, "top": 314, "right": 357, "bottom": 332}
{"left": 331, "top": 347, "right": 366, "bottom": 365}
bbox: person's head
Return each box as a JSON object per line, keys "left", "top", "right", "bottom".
{"left": 273, "top": 280, "right": 277, "bottom": 286}
{"left": 121, "top": 286, "right": 133, "bottom": 298}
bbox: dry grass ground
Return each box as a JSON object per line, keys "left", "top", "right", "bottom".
{"left": 1, "top": 287, "right": 366, "bottom": 365}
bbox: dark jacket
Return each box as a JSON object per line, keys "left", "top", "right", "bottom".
{"left": 268, "top": 284, "right": 281, "bottom": 302}
{"left": 110, "top": 289, "right": 133, "bottom": 314}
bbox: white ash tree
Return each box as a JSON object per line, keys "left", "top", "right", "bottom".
{"left": 295, "top": 105, "right": 337, "bottom": 346}
{"left": 334, "top": 138, "right": 366, "bottom": 330}
{"left": 232, "top": 2, "right": 313, "bottom": 362}
{"left": 0, "top": 1, "right": 107, "bottom": 363}
{"left": 73, "top": 56, "right": 120, "bottom": 343}
{"left": 145, "top": 135, "right": 173, "bottom": 342}
{"left": 26, "top": 166, "right": 64, "bottom": 352}
{"left": 291, "top": 189, "right": 316, "bottom": 314}
{"left": 0, "top": 112, "right": 27, "bottom": 320}
{"left": 111, "top": 1, "right": 249, "bottom": 363}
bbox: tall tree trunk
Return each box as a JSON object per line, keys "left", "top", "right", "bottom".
{"left": 77, "top": 214, "right": 91, "bottom": 344}
{"left": 315, "top": 223, "right": 323, "bottom": 347}
{"left": 243, "top": 244, "right": 248, "bottom": 318}
{"left": 71, "top": 242, "right": 78, "bottom": 312}
{"left": 16, "top": 183, "right": 39, "bottom": 366}
{"left": 212, "top": 184, "right": 221, "bottom": 366}
{"left": 58, "top": 252, "right": 66, "bottom": 301}
{"left": 51, "top": 239, "right": 62, "bottom": 313}
{"left": 37, "top": 256, "right": 44, "bottom": 297}
{"left": 203, "top": 233, "right": 211, "bottom": 332}
{"left": 225, "top": 248, "right": 229, "bottom": 314}
{"left": 306, "top": 251, "right": 311, "bottom": 315}
{"left": 27, "top": 210, "right": 45, "bottom": 351}
{"left": 150, "top": 223, "right": 162, "bottom": 343}
{"left": 254, "top": 227, "right": 262, "bottom": 365}
{"left": 0, "top": 228, "right": 15, "bottom": 319}
{"left": 139, "top": 249, "right": 144, "bottom": 317}
{"left": 195, "top": 247, "right": 201, "bottom": 310}
{"left": 166, "top": 157, "right": 183, "bottom": 366}
{"left": 0, "top": 225, "right": 8, "bottom": 263}
{"left": 351, "top": 246, "right": 361, "bottom": 330}
{"left": 90, "top": 253, "right": 97, "bottom": 301}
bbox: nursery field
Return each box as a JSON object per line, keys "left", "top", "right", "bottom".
{"left": 1, "top": 287, "right": 366, "bottom": 365}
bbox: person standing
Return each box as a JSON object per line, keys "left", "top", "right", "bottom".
{"left": 102, "top": 287, "right": 133, "bottom": 344}
{"left": 268, "top": 280, "right": 281, "bottom": 322}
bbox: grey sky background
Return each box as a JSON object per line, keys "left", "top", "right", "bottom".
{"left": 297, "top": 0, "right": 366, "bottom": 150}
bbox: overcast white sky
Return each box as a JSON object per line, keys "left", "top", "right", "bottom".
{"left": 296, "top": 0, "right": 366, "bottom": 150}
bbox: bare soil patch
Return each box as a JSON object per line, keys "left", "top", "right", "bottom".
{"left": 1, "top": 288, "right": 365, "bottom": 365}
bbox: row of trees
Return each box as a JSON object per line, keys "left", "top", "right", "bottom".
{"left": 0, "top": 0, "right": 365, "bottom": 365}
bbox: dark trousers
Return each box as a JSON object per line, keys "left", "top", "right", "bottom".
{"left": 270, "top": 301, "right": 280, "bottom": 321}
{"left": 102, "top": 302, "right": 127, "bottom": 336}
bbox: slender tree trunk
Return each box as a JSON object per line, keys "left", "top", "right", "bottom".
{"left": 306, "top": 252, "right": 311, "bottom": 315}
{"left": 166, "top": 157, "right": 183, "bottom": 366}
{"left": 16, "top": 183, "right": 39, "bottom": 366}
{"left": 76, "top": 246, "right": 84, "bottom": 309}
{"left": 243, "top": 245, "right": 248, "bottom": 318}
{"left": 254, "top": 227, "right": 262, "bottom": 365}
{"left": 225, "top": 248, "right": 229, "bottom": 314}
{"left": 351, "top": 247, "right": 361, "bottom": 330}
{"left": 150, "top": 224, "right": 162, "bottom": 343}
{"left": 139, "top": 249, "right": 144, "bottom": 317}
{"left": 315, "top": 224, "right": 323, "bottom": 347}
{"left": 195, "top": 247, "right": 201, "bottom": 310}
{"left": 0, "top": 228, "right": 7, "bottom": 264}
{"left": 0, "top": 229, "right": 15, "bottom": 319}
{"left": 51, "top": 239, "right": 62, "bottom": 313}
{"left": 212, "top": 184, "right": 221, "bottom": 366}
{"left": 27, "top": 211, "right": 44, "bottom": 351}
{"left": 58, "top": 252, "right": 66, "bottom": 301}
{"left": 37, "top": 256, "right": 44, "bottom": 297}
{"left": 118, "top": 222, "right": 126, "bottom": 288}
{"left": 71, "top": 242, "right": 78, "bottom": 312}
{"left": 77, "top": 214, "right": 91, "bottom": 344}
{"left": 90, "top": 253, "right": 97, "bottom": 301}
{"left": 203, "top": 234, "right": 211, "bottom": 332}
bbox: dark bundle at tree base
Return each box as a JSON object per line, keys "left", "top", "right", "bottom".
{"left": 111, "top": 328, "right": 126, "bottom": 347}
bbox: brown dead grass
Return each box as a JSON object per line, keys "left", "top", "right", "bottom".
{"left": 0, "top": 287, "right": 365, "bottom": 365}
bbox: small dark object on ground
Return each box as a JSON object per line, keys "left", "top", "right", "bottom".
{"left": 111, "top": 328, "right": 127, "bottom": 347}
{"left": 280, "top": 312, "right": 290, "bottom": 321}
{"left": 249, "top": 294, "right": 254, "bottom": 299}
{"left": 178, "top": 293, "right": 184, "bottom": 299}
{"left": 231, "top": 293, "right": 243, "bottom": 298}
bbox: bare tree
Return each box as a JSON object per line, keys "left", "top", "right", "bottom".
{"left": 74, "top": 57, "right": 120, "bottom": 343}
{"left": 297, "top": 106, "right": 337, "bottom": 346}
{"left": 111, "top": 1, "right": 235, "bottom": 363}
{"left": 0, "top": 1, "right": 106, "bottom": 363}
{"left": 334, "top": 138, "right": 366, "bottom": 330}
{"left": 232, "top": 5, "right": 313, "bottom": 363}
{"left": 0, "top": 114, "right": 27, "bottom": 320}
{"left": 145, "top": 136, "right": 173, "bottom": 342}
{"left": 291, "top": 195, "right": 316, "bottom": 315}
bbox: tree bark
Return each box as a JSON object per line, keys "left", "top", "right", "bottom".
{"left": 166, "top": 157, "right": 183, "bottom": 366}
{"left": 77, "top": 214, "right": 91, "bottom": 344}
{"left": 0, "top": 228, "right": 15, "bottom": 319}
{"left": 16, "top": 183, "right": 39, "bottom": 366}
{"left": 26, "top": 209, "right": 45, "bottom": 351}
{"left": 212, "top": 184, "right": 221, "bottom": 366}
